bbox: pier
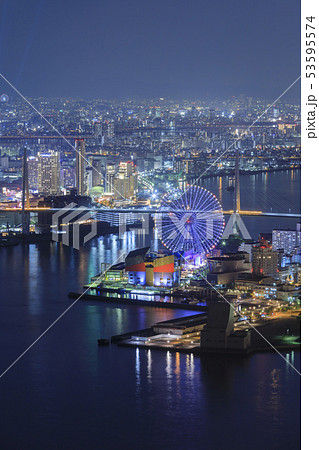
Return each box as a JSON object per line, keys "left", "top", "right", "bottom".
{"left": 68, "top": 291, "right": 208, "bottom": 311}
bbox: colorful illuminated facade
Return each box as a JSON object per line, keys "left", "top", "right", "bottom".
{"left": 125, "top": 247, "right": 180, "bottom": 287}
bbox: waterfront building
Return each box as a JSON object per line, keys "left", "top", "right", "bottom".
{"left": 207, "top": 252, "right": 251, "bottom": 285}
{"left": 104, "top": 262, "right": 126, "bottom": 281}
{"left": 125, "top": 247, "right": 180, "bottom": 287}
{"left": 201, "top": 302, "right": 251, "bottom": 350}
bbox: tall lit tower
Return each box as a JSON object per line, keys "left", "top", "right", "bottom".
{"left": 21, "top": 147, "right": 30, "bottom": 234}
{"left": 75, "top": 139, "right": 86, "bottom": 195}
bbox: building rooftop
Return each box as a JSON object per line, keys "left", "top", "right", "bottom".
{"left": 126, "top": 246, "right": 150, "bottom": 259}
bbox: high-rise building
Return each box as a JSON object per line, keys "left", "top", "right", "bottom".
{"left": 28, "top": 156, "right": 38, "bottom": 190}
{"left": 252, "top": 243, "right": 279, "bottom": 277}
{"left": 93, "top": 121, "right": 104, "bottom": 145}
{"left": 91, "top": 158, "right": 103, "bottom": 187}
{"left": 105, "top": 164, "right": 115, "bottom": 193}
{"left": 60, "top": 165, "right": 76, "bottom": 189}
{"left": 114, "top": 161, "right": 137, "bottom": 200}
{"left": 75, "top": 139, "right": 86, "bottom": 195}
{"left": 85, "top": 168, "right": 93, "bottom": 192}
{"left": 119, "top": 161, "right": 133, "bottom": 178}
{"left": 272, "top": 227, "right": 301, "bottom": 254}
{"left": 113, "top": 177, "right": 130, "bottom": 200}
{"left": 38, "top": 151, "right": 60, "bottom": 194}
{"left": 107, "top": 121, "right": 115, "bottom": 139}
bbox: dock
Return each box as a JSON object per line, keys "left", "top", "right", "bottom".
{"left": 109, "top": 313, "right": 301, "bottom": 355}
{"left": 68, "top": 291, "right": 208, "bottom": 311}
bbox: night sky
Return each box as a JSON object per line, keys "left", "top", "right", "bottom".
{"left": 0, "top": 0, "right": 300, "bottom": 100}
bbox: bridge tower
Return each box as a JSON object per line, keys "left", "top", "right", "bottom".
{"left": 21, "top": 146, "right": 30, "bottom": 234}
{"left": 234, "top": 146, "right": 240, "bottom": 212}
{"left": 222, "top": 148, "right": 251, "bottom": 240}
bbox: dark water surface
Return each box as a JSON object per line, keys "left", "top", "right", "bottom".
{"left": 0, "top": 171, "right": 300, "bottom": 449}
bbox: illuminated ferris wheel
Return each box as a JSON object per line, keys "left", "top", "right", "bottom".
{"left": 155, "top": 185, "right": 225, "bottom": 254}
{"left": 0, "top": 94, "right": 9, "bottom": 103}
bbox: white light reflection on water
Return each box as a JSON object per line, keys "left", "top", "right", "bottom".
{"left": 269, "top": 368, "right": 282, "bottom": 423}
{"left": 28, "top": 245, "right": 40, "bottom": 315}
{"left": 166, "top": 350, "right": 172, "bottom": 381}
{"left": 147, "top": 349, "right": 152, "bottom": 384}
{"left": 166, "top": 351, "right": 173, "bottom": 405}
{"left": 174, "top": 352, "right": 181, "bottom": 400}
{"left": 135, "top": 347, "right": 140, "bottom": 388}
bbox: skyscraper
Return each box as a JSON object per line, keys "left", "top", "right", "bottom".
{"left": 105, "top": 164, "right": 115, "bottom": 193}
{"left": 38, "top": 151, "right": 60, "bottom": 194}
{"left": 60, "top": 164, "right": 76, "bottom": 189}
{"left": 28, "top": 156, "right": 38, "bottom": 190}
{"left": 107, "top": 121, "right": 115, "bottom": 139}
{"left": 75, "top": 139, "right": 86, "bottom": 195}
{"left": 91, "top": 158, "right": 103, "bottom": 187}
{"left": 114, "top": 161, "right": 137, "bottom": 200}
{"left": 252, "top": 243, "right": 279, "bottom": 277}
{"left": 114, "top": 177, "right": 130, "bottom": 200}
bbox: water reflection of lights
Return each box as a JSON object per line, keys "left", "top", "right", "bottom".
{"left": 269, "top": 368, "right": 281, "bottom": 419}
{"left": 186, "top": 353, "right": 195, "bottom": 379}
{"left": 135, "top": 347, "right": 140, "bottom": 387}
{"left": 147, "top": 349, "right": 152, "bottom": 383}
{"left": 166, "top": 351, "right": 172, "bottom": 380}
{"left": 218, "top": 177, "right": 222, "bottom": 203}
{"left": 115, "top": 308, "right": 126, "bottom": 331}
{"left": 28, "top": 246, "right": 41, "bottom": 314}
{"left": 175, "top": 352, "right": 181, "bottom": 385}
{"left": 285, "top": 351, "right": 295, "bottom": 373}
{"left": 165, "top": 351, "right": 174, "bottom": 402}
